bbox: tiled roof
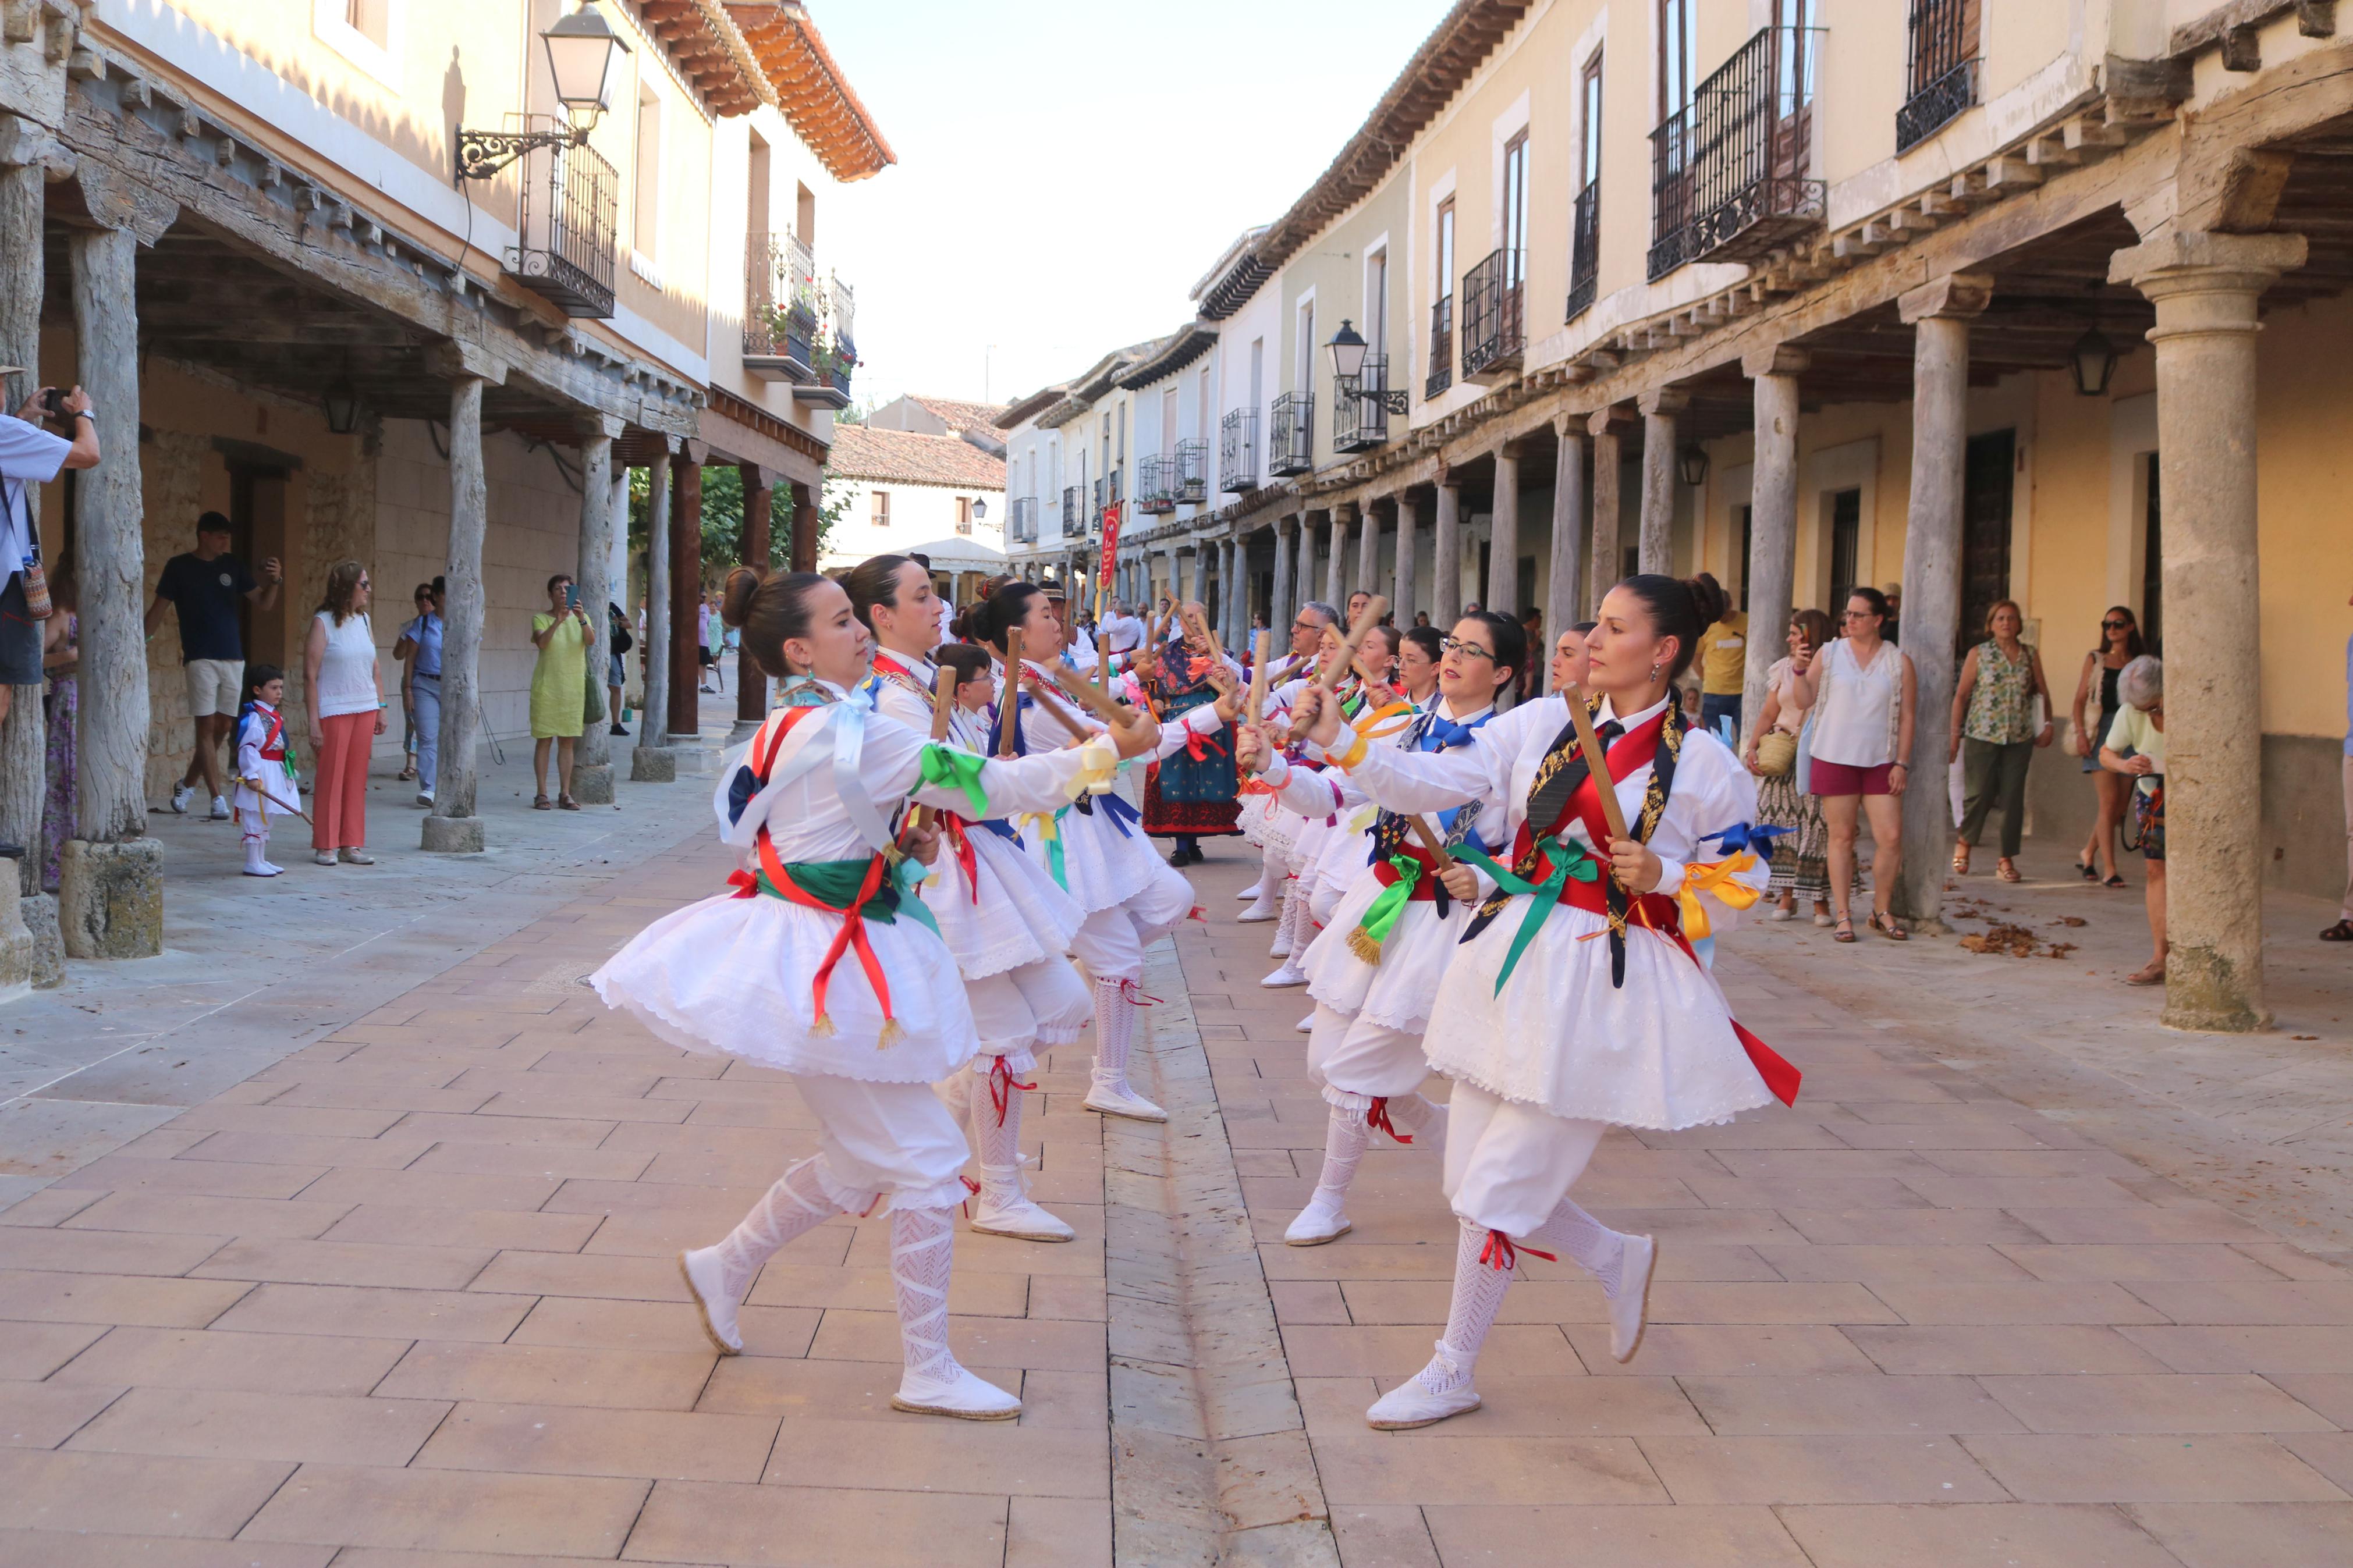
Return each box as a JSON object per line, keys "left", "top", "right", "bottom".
{"left": 826, "top": 424, "right": 1006, "bottom": 489}
{"left": 908, "top": 395, "right": 1009, "bottom": 433}
{"left": 725, "top": 2, "right": 896, "bottom": 180}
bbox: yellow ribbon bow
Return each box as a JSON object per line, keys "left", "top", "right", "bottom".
{"left": 1677, "top": 852, "right": 1762, "bottom": 941}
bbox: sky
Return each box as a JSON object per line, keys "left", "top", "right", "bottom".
{"left": 812, "top": 0, "right": 1458, "bottom": 413}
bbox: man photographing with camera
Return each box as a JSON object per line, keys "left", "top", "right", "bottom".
{"left": 0, "top": 375, "right": 99, "bottom": 859}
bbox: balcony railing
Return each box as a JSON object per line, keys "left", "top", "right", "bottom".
{"left": 507, "top": 134, "right": 618, "bottom": 318}
{"left": 1062, "top": 486, "right": 1081, "bottom": 536}
{"left": 743, "top": 232, "right": 818, "bottom": 380}
{"left": 1219, "top": 408, "right": 1258, "bottom": 493}
{"left": 1460, "top": 249, "right": 1524, "bottom": 381}
{"left": 1897, "top": 0, "right": 1977, "bottom": 151}
{"left": 1332, "top": 354, "right": 1393, "bottom": 453}
{"left": 794, "top": 274, "right": 857, "bottom": 408}
{"left": 1138, "top": 454, "right": 1177, "bottom": 514}
{"left": 1566, "top": 181, "right": 1601, "bottom": 322}
{"left": 1091, "top": 471, "right": 1124, "bottom": 515}
{"left": 1647, "top": 26, "right": 1823, "bottom": 280}
{"left": 1008, "top": 496, "right": 1038, "bottom": 544}
{"left": 1426, "top": 296, "right": 1453, "bottom": 399}
{"left": 1175, "top": 438, "right": 1209, "bottom": 502}
{"left": 1268, "top": 391, "right": 1314, "bottom": 476}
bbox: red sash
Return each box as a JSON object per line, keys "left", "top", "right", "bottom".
{"left": 1372, "top": 845, "right": 1447, "bottom": 902}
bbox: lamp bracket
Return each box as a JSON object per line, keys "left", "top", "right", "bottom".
{"left": 455, "top": 126, "right": 588, "bottom": 184}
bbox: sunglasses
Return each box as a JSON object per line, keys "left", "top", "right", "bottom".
{"left": 2102, "top": 620, "right": 2130, "bottom": 631}
{"left": 1440, "top": 636, "right": 1495, "bottom": 660}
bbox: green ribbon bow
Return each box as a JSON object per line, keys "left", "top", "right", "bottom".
{"left": 1353, "top": 854, "right": 1424, "bottom": 952}
{"left": 917, "top": 744, "right": 990, "bottom": 817}
{"left": 1458, "top": 837, "right": 1600, "bottom": 995}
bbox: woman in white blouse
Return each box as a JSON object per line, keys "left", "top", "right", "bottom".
{"left": 1784, "top": 586, "right": 1917, "bottom": 942}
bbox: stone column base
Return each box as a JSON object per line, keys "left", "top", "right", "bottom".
{"left": 58, "top": 838, "right": 165, "bottom": 959}
{"left": 726, "top": 717, "right": 761, "bottom": 743}
{"left": 23, "top": 893, "right": 62, "bottom": 988}
{"left": 421, "top": 815, "right": 486, "bottom": 854}
{"left": 630, "top": 746, "right": 676, "bottom": 783}
{"left": 0, "top": 881, "right": 30, "bottom": 1003}
{"left": 569, "top": 763, "right": 615, "bottom": 805}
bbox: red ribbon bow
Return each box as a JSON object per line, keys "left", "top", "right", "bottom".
{"left": 1365, "top": 1097, "right": 1411, "bottom": 1145}
{"left": 732, "top": 831, "right": 898, "bottom": 1043}
{"left": 986, "top": 1054, "right": 1037, "bottom": 1127}
{"left": 1119, "top": 979, "right": 1164, "bottom": 1007}
{"left": 1478, "top": 1231, "right": 1559, "bottom": 1272}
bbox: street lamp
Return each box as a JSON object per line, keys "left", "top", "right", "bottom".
{"left": 454, "top": 4, "right": 632, "bottom": 183}
{"left": 322, "top": 383, "right": 361, "bottom": 436}
{"left": 2070, "top": 326, "right": 2118, "bottom": 397}
{"left": 1676, "top": 444, "right": 1709, "bottom": 488}
{"left": 971, "top": 497, "right": 988, "bottom": 520}
{"left": 1325, "top": 319, "right": 1408, "bottom": 415}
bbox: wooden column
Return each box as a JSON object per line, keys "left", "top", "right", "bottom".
{"left": 422, "top": 344, "right": 503, "bottom": 855}
{"left": 1544, "top": 418, "right": 1585, "bottom": 691}
{"left": 1270, "top": 515, "right": 1296, "bottom": 639}
{"left": 668, "top": 456, "right": 703, "bottom": 741}
{"left": 1432, "top": 474, "right": 1462, "bottom": 628}
{"left": 1892, "top": 273, "right": 1993, "bottom": 933}
{"left": 736, "top": 463, "right": 771, "bottom": 728}
{"left": 1392, "top": 494, "right": 1419, "bottom": 629}
{"left": 1742, "top": 345, "right": 1808, "bottom": 745}
{"left": 1296, "top": 511, "right": 1321, "bottom": 616}
{"left": 1637, "top": 387, "right": 1685, "bottom": 575}
{"left": 788, "top": 478, "right": 817, "bottom": 573}
{"left": 631, "top": 448, "right": 676, "bottom": 782}
{"left": 0, "top": 156, "right": 40, "bottom": 899}
{"left": 570, "top": 415, "right": 622, "bottom": 804}
{"left": 59, "top": 218, "right": 165, "bottom": 957}
{"left": 1488, "top": 443, "right": 1522, "bottom": 614}
{"left": 1587, "top": 408, "right": 1632, "bottom": 616}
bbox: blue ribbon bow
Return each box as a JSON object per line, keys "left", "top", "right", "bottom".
{"left": 1699, "top": 822, "right": 1793, "bottom": 858}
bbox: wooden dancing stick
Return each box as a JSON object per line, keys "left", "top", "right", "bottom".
{"left": 1243, "top": 630, "right": 1272, "bottom": 727}
{"left": 1559, "top": 680, "right": 1630, "bottom": 842}
{"left": 998, "top": 629, "right": 1024, "bottom": 759}
{"left": 1315, "top": 595, "right": 1389, "bottom": 695}
{"left": 908, "top": 663, "right": 957, "bottom": 835}
{"left": 1403, "top": 814, "right": 1454, "bottom": 867}
{"left": 1041, "top": 661, "right": 1148, "bottom": 733}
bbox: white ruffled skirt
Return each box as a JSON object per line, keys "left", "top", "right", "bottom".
{"left": 1426, "top": 899, "right": 1773, "bottom": 1131}
{"left": 922, "top": 823, "right": 1086, "bottom": 979}
{"left": 592, "top": 891, "right": 976, "bottom": 1085}
{"left": 1300, "top": 868, "right": 1474, "bottom": 1034}
{"left": 1020, "top": 797, "right": 1178, "bottom": 917}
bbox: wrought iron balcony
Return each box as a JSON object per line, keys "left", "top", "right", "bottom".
{"left": 1647, "top": 25, "right": 1823, "bottom": 281}
{"left": 1896, "top": 0, "right": 1977, "bottom": 152}
{"left": 1426, "top": 296, "right": 1453, "bottom": 399}
{"left": 1175, "top": 438, "right": 1209, "bottom": 502}
{"left": 1138, "top": 455, "right": 1177, "bottom": 514}
{"left": 744, "top": 232, "right": 818, "bottom": 381}
{"left": 1460, "top": 249, "right": 1525, "bottom": 383}
{"left": 1062, "top": 486, "right": 1081, "bottom": 536}
{"left": 1219, "top": 408, "right": 1258, "bottom": 493}
{"left": 1268, "top": 391, "right": 1314, "bottom": 477}
{"left": 1008, "top": 496, "right": 1037, "bottom": 545}
{"left": 1332, "top": 354, "right": 1397, "bottom": 453}
{"left": 793, "top": 273, "right": 857, "bottom": 409}
{"left": 1566, "top": 181, "right": 1601, "bottom": 322}
{"left": 503, "top": 136, "right": 618, "bottom": 318}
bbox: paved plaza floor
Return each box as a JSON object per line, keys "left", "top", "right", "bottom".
{"left": 0, "top": 788, "right": 2349, "bottom": 1565}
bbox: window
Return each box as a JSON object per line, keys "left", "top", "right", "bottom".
{"left": 632, "top": 86, "right": 662, "bottom": 261}
{"left": 871, "top": 489, "right": 891, "bottom": 528}
{"left": 1580, "top": 51, "right": 1605, "bottom": 190}
{"left": 795, "top": 183, "right": 817, "bottom": 247}
{"left": 1658, "top": 0, "right": 1697, "bottom": 122}
{"left": 1502, "top": 131, "right": 1529, "bottom": 290}
{"left": 747, "top": 133, "right": 771, "bottom": 242}
{"left": 1161, "top": 387, "right": 1179, "bottom": 457}
{"left": 1898, "top": 0, "right": 1982, "bottom": 152}
{"left": 1570, "top": 51, "right": 1605, "bottom": 319}
{"left": 1365, "top": 247, "right": 1388, "bottom": 361}
{"left": 956, "top": 496, "right": 973, "bottom": 536}
{"left": 345, "top": 0, "right": 390, "bottom": 47}
{"left": 315, "top": 0, "right": 400, "bottom": 84}
{"left": 1435, "top": 197, "right": 1456, "bottom": 303}
{"left": 1828, "top": 488, "right": 1861, "bottom": 607}
{"left": 1295, "top": 297, "right": 1316, "bottom": 392}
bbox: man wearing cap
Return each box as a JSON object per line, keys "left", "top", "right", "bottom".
{"left": 0, "top": 374, "right": 99, "bottom": 859}
{"left": 146, "top": 511, "right": 283, "bottom": 819}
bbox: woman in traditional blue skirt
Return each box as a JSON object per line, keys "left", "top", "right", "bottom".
{"left": 1138, "top": 603, "right": 1246, "bottom": 866}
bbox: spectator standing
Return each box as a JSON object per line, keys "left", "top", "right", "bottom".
{"left": 1791, "top": 586, "right": 1916, "bottom": 943}
{"left": 1745, "top": 609, "right": 1841, "bottom": 925}
{"left": 2100, "top": 655, "right": 2167, "bottom": 984}
{"left": 2070, "top": 606, "right": 2142, "bottom": 888}
{"left": 393, "top": 580, "right": 443, "bottom": 808}
{"left": 392, "top": 582, "right": 428, "bottom": 784}
{"left": 605, "top": 599, "right": 632, "bottom": 735}
{"left": 37, "top": 568, "right": 76, "bottom": 891}
{"left": 1691, "top": 573, "right": 1748, "bottom": 737}
{"left": 530, "top": 573, "right": 595, "bottom": 809}
{"left": 1, "top": 376, "right": 96, "bottom": 859}
{"left": 303, "top": 560, "right": 384, "bottom": 866}
{"left": 1517, "top": 606, "right": 1544, "bottom": 699}
{"left": 2329, "top": 587, "right": 2353, "bottom": 943}
{"left": 148, "top": 511, "right": 283, "bottom": 820}
{"left": 1100, "top": 598, "right": 1144, "bottom": 669}
{"left": 1950, "top": 599, "right": 2054, "bottom": 881}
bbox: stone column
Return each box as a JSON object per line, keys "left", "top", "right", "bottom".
{"left": 668, "top": 456, "right": 704, "bottom": 742}
{"left": 0, "top": 152, "right": 40, "bottom": 906}
{"left": 1432, "top": 474, "right": 1462, "bottom": 627}
{"left": 632, "top": 447, "right": 676, "bottom": 782}
{"left": 1588, "top": 408, "right": 1632, "bottom": 614}
{"left": 2113, "top": 230, "right": 2305, "bottom": 1030}
{"left": 1297, "top": 511, "right": 1321, "bottom": 615}
{"left": 421, "top": 345, "right": 502, "bottom": 854}
{"left": 1220, "top": 536, "right": 1240, "bottom": 643}
{"left": 1488, "top": 442, "right": 1522, "bottom": 615}
{"left": 736, "top": 463, "right": 772, "bottom": 732}
{"left": 1392, "top": 494, "right": 1419, "bottom": 628}
{"left": 59, "top": 220, "right": 166, "bottom": 957}
{"left": 1270, "top": 515, "right": 1296, "bottom": 639}
{"left": 1545, "top": 418, "right": 1585, "bottom": 691}
{"left": 1323, "top": 504, "right": 1350, "bottom": 608}
{"left": 1357, "top": 500, "right": 1380, "bottom": 606}
{"left": 1891, "top": 273, "right": 1992, "bottom": 933}
{"left": 570, "top": 415, "right": 623, "bottom": 804}
{"left": 608, "top": 464, "right": 631, "bottom": 653}
{"left": 1742, "top": 346, "right": 1808, "bottom": 742}
{"left": 1637, "top": 387, "right": 1685, "bottom": 575}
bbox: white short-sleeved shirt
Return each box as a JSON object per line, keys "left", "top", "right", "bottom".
{"left": 0, "top": 415, "right": 70, "bottom": 574}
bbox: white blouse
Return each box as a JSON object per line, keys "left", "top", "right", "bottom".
{"left": 1809, "top": 638, "right": 1904, "bottom": 769}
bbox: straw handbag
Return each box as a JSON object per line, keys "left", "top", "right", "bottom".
{"left": 1753, "top": 729, "right": 1798, "bottom": 777}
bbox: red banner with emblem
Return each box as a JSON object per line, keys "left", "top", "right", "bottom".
{"left": 1098, "top": 502, "right": 1122, "bottom": 591}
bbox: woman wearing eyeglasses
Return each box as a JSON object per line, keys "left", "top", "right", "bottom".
{"left": 1786, "top": 586, "right": 1916, "bottom": 942}
{"left": 2070, "top": 606, "right": 2143, "bottom": 888}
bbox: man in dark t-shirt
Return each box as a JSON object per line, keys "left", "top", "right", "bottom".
{"left": 145, "top": 511, "right": 282, "bottom": 817}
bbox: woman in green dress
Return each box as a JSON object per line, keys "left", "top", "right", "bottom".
{"left": 530, "top": 572, "right": 596, "bottom": 809}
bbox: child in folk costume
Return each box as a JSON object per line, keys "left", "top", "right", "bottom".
{"left": 594, "top": 570, "right": 1162, "bottom": 1421}
{"left": 1236, "top": 613, "right": 1525, "bottom": 1246}
{"left": 1289, "top": 575, "right": 1798, "bottom": 1429}
{"left": 843, "top": 554, "right": 1089, "bottom": 1245}
{"left": 1135, "top": 603, "right": 1246, "bottom": 868}
{"left": 1234, "top": 604, "right": 1340, "bottom": 924}
{"left": 231, "top": 663, "right": 301, "bottom": 878}
{"left": 972, "top": 581, "right": 1238, "bottom": 1125}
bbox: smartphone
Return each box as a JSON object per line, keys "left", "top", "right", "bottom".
{"left": 40, "top": 388, "right": 63, "bottom": 418}
{"left": 565, "top": 584, "right": 580, "bottom": 613}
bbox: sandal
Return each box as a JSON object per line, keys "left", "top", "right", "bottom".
{"left": 1832, "top": 914, "right": 1857, "bottom": 943}
{"left": 1872, "top": 911, "right": 1909, "bottom": 941}
{"left": 2103, "top": 874, "right": 2128, "bottom": 889}
{"left": 396, "top": 766, "right": 417, "bottom": 782}
{"left": 533, "top": 795, "right": 553, "bottom": 810}
{"left": 2322, "top": 920, "right": 2353, "bottom": 943}
{"left": 2076, "top": 854, "right": 2098, "bottom": 881}
{"left": 1996, "top": 859, "right": 2021, "bottom": 883}
{"left": 558, "top": 794, "right": 580, "bottom": 811}
{"left": 1951, "top": 845, "right": 1971, "bottom": 875}
{"left": 2124, "top": 959, "right": 2166, "bottom": 986}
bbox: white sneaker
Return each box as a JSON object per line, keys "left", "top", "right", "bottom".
{"left": 1083, "top": 1079, "right": 1167, "bottom": 1122}
{"left": 892, "top": 1363, "right": 1021, "bottom": 1420}
{"left": 1237, "top": 894, "right": 1281, "bottom": 923}
{"left": 968, "top": 1182, "right": 1077, "bottom": 1243}
{"left": 1609, "top": 1233, "right": 1658, "bottom": 1363}
{"left": 208, "top": 795, "right": 230, "bottom": 821}
{"left": 416, "top": 791, "right": 434, "bottom": 808}
{"left": 1367, "top": 1341, "right": 1482, "bottom": 1430}
{"left": 1284, "top": 1196, "right": 1351, "bottom": 1246}
{"left": 1294, "top": 1013, "right": 1314, "bottom": 1033}
{"left": 313, "top": 851, "right": 338, "bottom": 867}
{"left": 170, "top": 783, "right": 194, "bottom": 815}
{"left": 677, "top": 1247, "right": 744, "bottom": 1354}
{"left": 1260, "top": 961, "right": 1307, "bottom": 989}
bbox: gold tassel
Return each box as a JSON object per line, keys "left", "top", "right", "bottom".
{"left": 810, "top": 1012, "right": 837, "bottom": 1039}
{"left": 876, "top": 1017, "right": 907, "bottom": 1050}
{"left": 1345, "top": 926, "right": 1386, "bottom": 966}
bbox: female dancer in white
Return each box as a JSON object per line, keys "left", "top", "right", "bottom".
{"left": 844, "top": 554, "right": 1089, "bottom": 1243}
{"left": 594, "top": 569, "right": 1159, "bottom": 1420}
{"left": 970, "top": 581, "right": 1237, "bottom": 1123}
{"left": 1235, "top": 603, "right": 1337, "bottom": 925}
{"left": 1238, "top": 611, "right": 1526, "bottom": 1245}
{"left": 1289, "top": 575, "right": 1798, "bottom": 1428}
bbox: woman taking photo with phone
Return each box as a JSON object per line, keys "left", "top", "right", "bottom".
{"left": 530, "top": 573, "right": 595, "bottom": 810}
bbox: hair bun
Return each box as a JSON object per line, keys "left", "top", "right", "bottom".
{"left": 721, "top": 566, "right": 764, "bottom": 630}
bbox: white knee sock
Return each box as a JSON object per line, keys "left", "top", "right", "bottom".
{"left": 968, "top": 1059, "right": 1030, "bottom": 1199}
{"left": 1091, "top": 976, "right": 1136, "bottom": 1092}
{"left": 889, "top": 1205, "right": 964, "bottom": 1384}
{"left": 1523, "top": 1194, "right": 1629, "bottom": 1295}
{"left": 1306, "top": 1105, "right": 1372, "bottom": 1213}
{"left": 1415, "top": 1217, "right": 1515, "bottom": 1393}
{"left": 709, "top": 1157, "right": 838, "bottom": 1304}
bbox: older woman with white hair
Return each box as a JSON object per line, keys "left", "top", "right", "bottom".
{"left": 2099, "top": 655, "right": 2166, "bottom": 986}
